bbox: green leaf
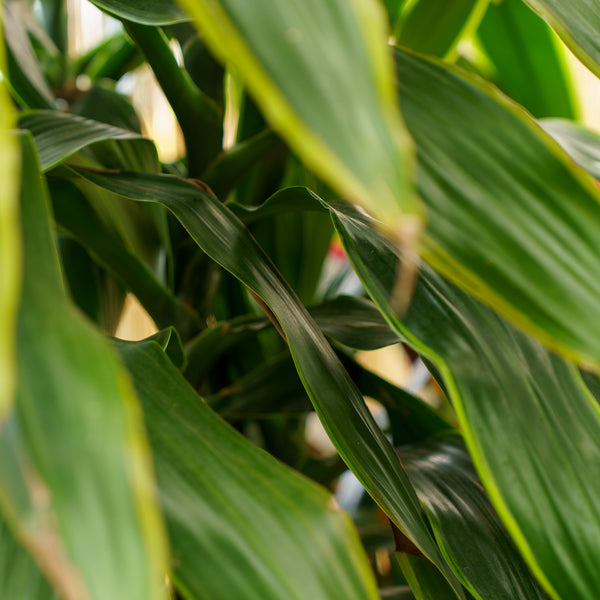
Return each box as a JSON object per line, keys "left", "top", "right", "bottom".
{"left": 117, "top": 336, "right": 379, "bottom": 600}
{"left": 1, "top": 134, "right": 169, "bottom": 600}
{"left": 70, "top": 167, "right": 465, "bottom": 598}
{"left": 88, "top": 0, "right": 187, "bottom": 24}
{"left": 0, "top": 8, "right": 21, "bottom": 423}
{"left": 18, "top": 110, "right": 156, "bottom": 172}
{"left": 399, "top": 437, "right": 549, "bottom": 600}
{"left": 540, "top": 118, "right": 600, "bottom": 180}
{"left": 327, "top": 198, "right": 600, "bottom": 600}
{"left": 397, "top": 0, "right": 489, "bottom": 58}
{"left": 397, "top": 554, "right": 466, "bottom": 600}
{"left": 395, "top": 47, "right": 600, "bottom": 368}
{"left": 0, "top": 513, "right": 57, "bottom": 600}
{"left": 521, "top": 0, "right": 600, "bottom": 78}
{"left": 477, "top": 0, "right": 577, "bottom": 119}
{"left": 177, "top": 0, "right": 422, "bottom": 231}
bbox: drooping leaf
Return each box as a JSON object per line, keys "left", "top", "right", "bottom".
{"left": 88, "top": 0, "right": 187, "bottom": 25}
{"left": 70, "top": 166, "right": 465, "bottom": 597}
{"left": 18, "top": 110, "right": 157, "bottom": 172}
{"left": 0, "top": 7, "right": 21, "bottom": 423}
{"left": 399, "top": 437, "right": 549, "bottom": 600}
{"left": 176, "top": 0, "right": 422, "bottom": 231}
{"left": 0, "top": 134, "right": 169, "bottom": 600}
{"left": 477, "top": 0, "right": 577, "bottom": 118}
{"left": 117, "top": 336, "right": 379, "bottom": 600}
{"left": 327, "top": 197, "right": 600, "bottom": 600}
{"left": 397, "top": 0, "right": 489, "bottom": 59}
{"left": 521, "top": 0, "right": 600, "bottom": 78}
{"left": 395, "top": 47, "right": 600, "bottom": 368}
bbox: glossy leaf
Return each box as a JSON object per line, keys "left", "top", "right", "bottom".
{"left": 522, "top": 0, "right": 600, "bottom": 78}
{"left": 397, "top": 0, "right": 488, "bottom": 58}
{"left": 477, "top": 0, "right": 577, "bottom": 118}
{"left": 177, "top": 0, "right": 422, "bottom": 230}
{"left": 1, "top": 134, "right": 169, "bottom": 600}
{"left": 88, "top": 0, "right": 187, "bottom": 25}
{"left": 70, "top": 166, "right": 465, "bottom": 597}
{"left": 395, "top": 48, "right": 600, "bottom": 367}
{"left": 0, "top": 8, "right": 21, "bottom": 423}
{"left": 399, "top": 437, "right": 549, "bottom": 600}
{"left": 18, "top": 110, "right": 156, "bottom": 172}
{"left": 117, "top": 336, "right": 379, "bottom": 600}
{"left": 540, "top": 118, "right": 600, "bottom": 180}
{"left": 327, "top": 197, "right": 600, "bottom": 600}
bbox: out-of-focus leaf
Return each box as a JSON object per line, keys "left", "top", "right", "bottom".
{"left": 70, "top": 167, "right": 465, "bottom": 597}
{"left": 522, "top": 0, "right": 600, "bottom": 78}
{"left": 117, "top": 336, "right": 379, "bottom": 600}
{"left": 540, "top": 118, "right": 600, "bottom": 180}
{"left": 397, "top": 0, "right": 488, "bottom": 58}
{"left": 0, "top": 513, "right": 57, "bottom": 600}
{"left": 477, "top": 0, "right": 577, "bottom": 118}
{"left": 177, "top": 0, "right": 422, "bottom": 231}
{"left": 3, "top": 0, "right": 54, "bottom": 109}
{"left": 0, "top": 9, "right": 21, "bottom": 423}
{"left": 399, "top": 437, "right": 549, "bottom": 600}
{"left": 88, "top": 0, "right": 187, "bottom": 24}
{"left": 0, "top": 133, "right": 169, "bottom": 600}
{"left": 327, "top": 198, "right": 600, "bottom": 600}
{"left": 395, "top": 48, "right": 600, "bottom": 368}
{"left": 18, "top": 110, "right": 156, "bottom": 172}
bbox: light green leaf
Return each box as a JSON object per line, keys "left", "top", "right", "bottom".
{"left": 1, "top": 133, "right": 169, "bottom": 600}
{"left": 397, "top": 0, "right": 489, "bottom": 59}
{"left": 18, "top": 110, "right": 157, "bottom": 172}
{"left": 118, "top": 336, "right": 379, "bottom": 600}
{"left": 477, "top": 0, "right": 577, "bottom": 119}
{"left": 399, "top": 437, "right": 549, "bottom": 600}
{"left": 327, "top": 198, "right": 600, "bottom": 600}
{"left": 522, "top": 0, "right": 600, "bottom": 78}
{"left": 395, "top": 48, "right": 600, "bottom": 368}
{"left": 0, "top": 6, "right": 21, "bottom": 423}
{"left": 70, "top": 167, "right": 465, "bottom": 598}
{"left": 0, "top": 513, "right": 57, "bottom": 600}
{"left": 176, "top": 0, "right": 422, "bottom": 231}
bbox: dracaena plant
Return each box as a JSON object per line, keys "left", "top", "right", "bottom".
{"left": 2, "top": 0, "right": 600, "bottom": 598}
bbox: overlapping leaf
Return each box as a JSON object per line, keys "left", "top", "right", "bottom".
{"left": 89, "top": 0, "right": 187, "bottom": 25}
{"left": 395, "top": 48, "right": 600, "bottom": 367}
{"left": 70, "top": 166, "right": 465, "bottom": 597}
{"left": 175, "top": 0, "right": 421, "bottom": 230}
{"left": 0, "top": 134, "right": 169, "bottom": 600}
{"left": 522, "top": 0, "right": 600, "bottom": 78}
{"left": 327, "top": 197, "right": 600, "bottom": 600}
{"left": 117, "top": 336, "right": 378, "bottom": 600}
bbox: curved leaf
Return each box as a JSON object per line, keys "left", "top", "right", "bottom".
{"left": 69, "top": 166, "right": 465, "bottom": 598}
{"left": 395, "top": 48, "right": 600, "bottom": 368}
{"left": 399, "top": 437, "right": 549, "bottom": 600}
{"left": 18, "top": 110, "right": 156, "bottom": 172}
{"left": 1, "top": 134, "right": 169, "bottom": 600}
{"left": 88, "top": 0, "right": 187, "bottom": 25}
{"left": 118, "top": 336, "right": 379, "bottom": 600}
{"left": 522, "top": 0, "right": 600, "bottom": 78}
{"left": 327, "top": 198, "right": 600, "bottom": 600}
{"left": 0, "top": 9, "right": 21, "bottom": 423}
{"left": 176, "top": 0, "right": 422, "bottom": 231}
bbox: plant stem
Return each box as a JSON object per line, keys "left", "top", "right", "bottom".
{"left": 123, "top": 21, "right": 223, "bottom": 176}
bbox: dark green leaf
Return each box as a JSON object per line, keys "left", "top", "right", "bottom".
{"left": 118, "top": 336, "right": 379, "bottom": 600}
{"left": 88, "top": 0, "right": 187, "bottom": 24}
{"left": 398, "top": 555, "right": 466, "bottom": 600}
{"left": 70, "top": 167, "right": 465, "bottom": 597}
